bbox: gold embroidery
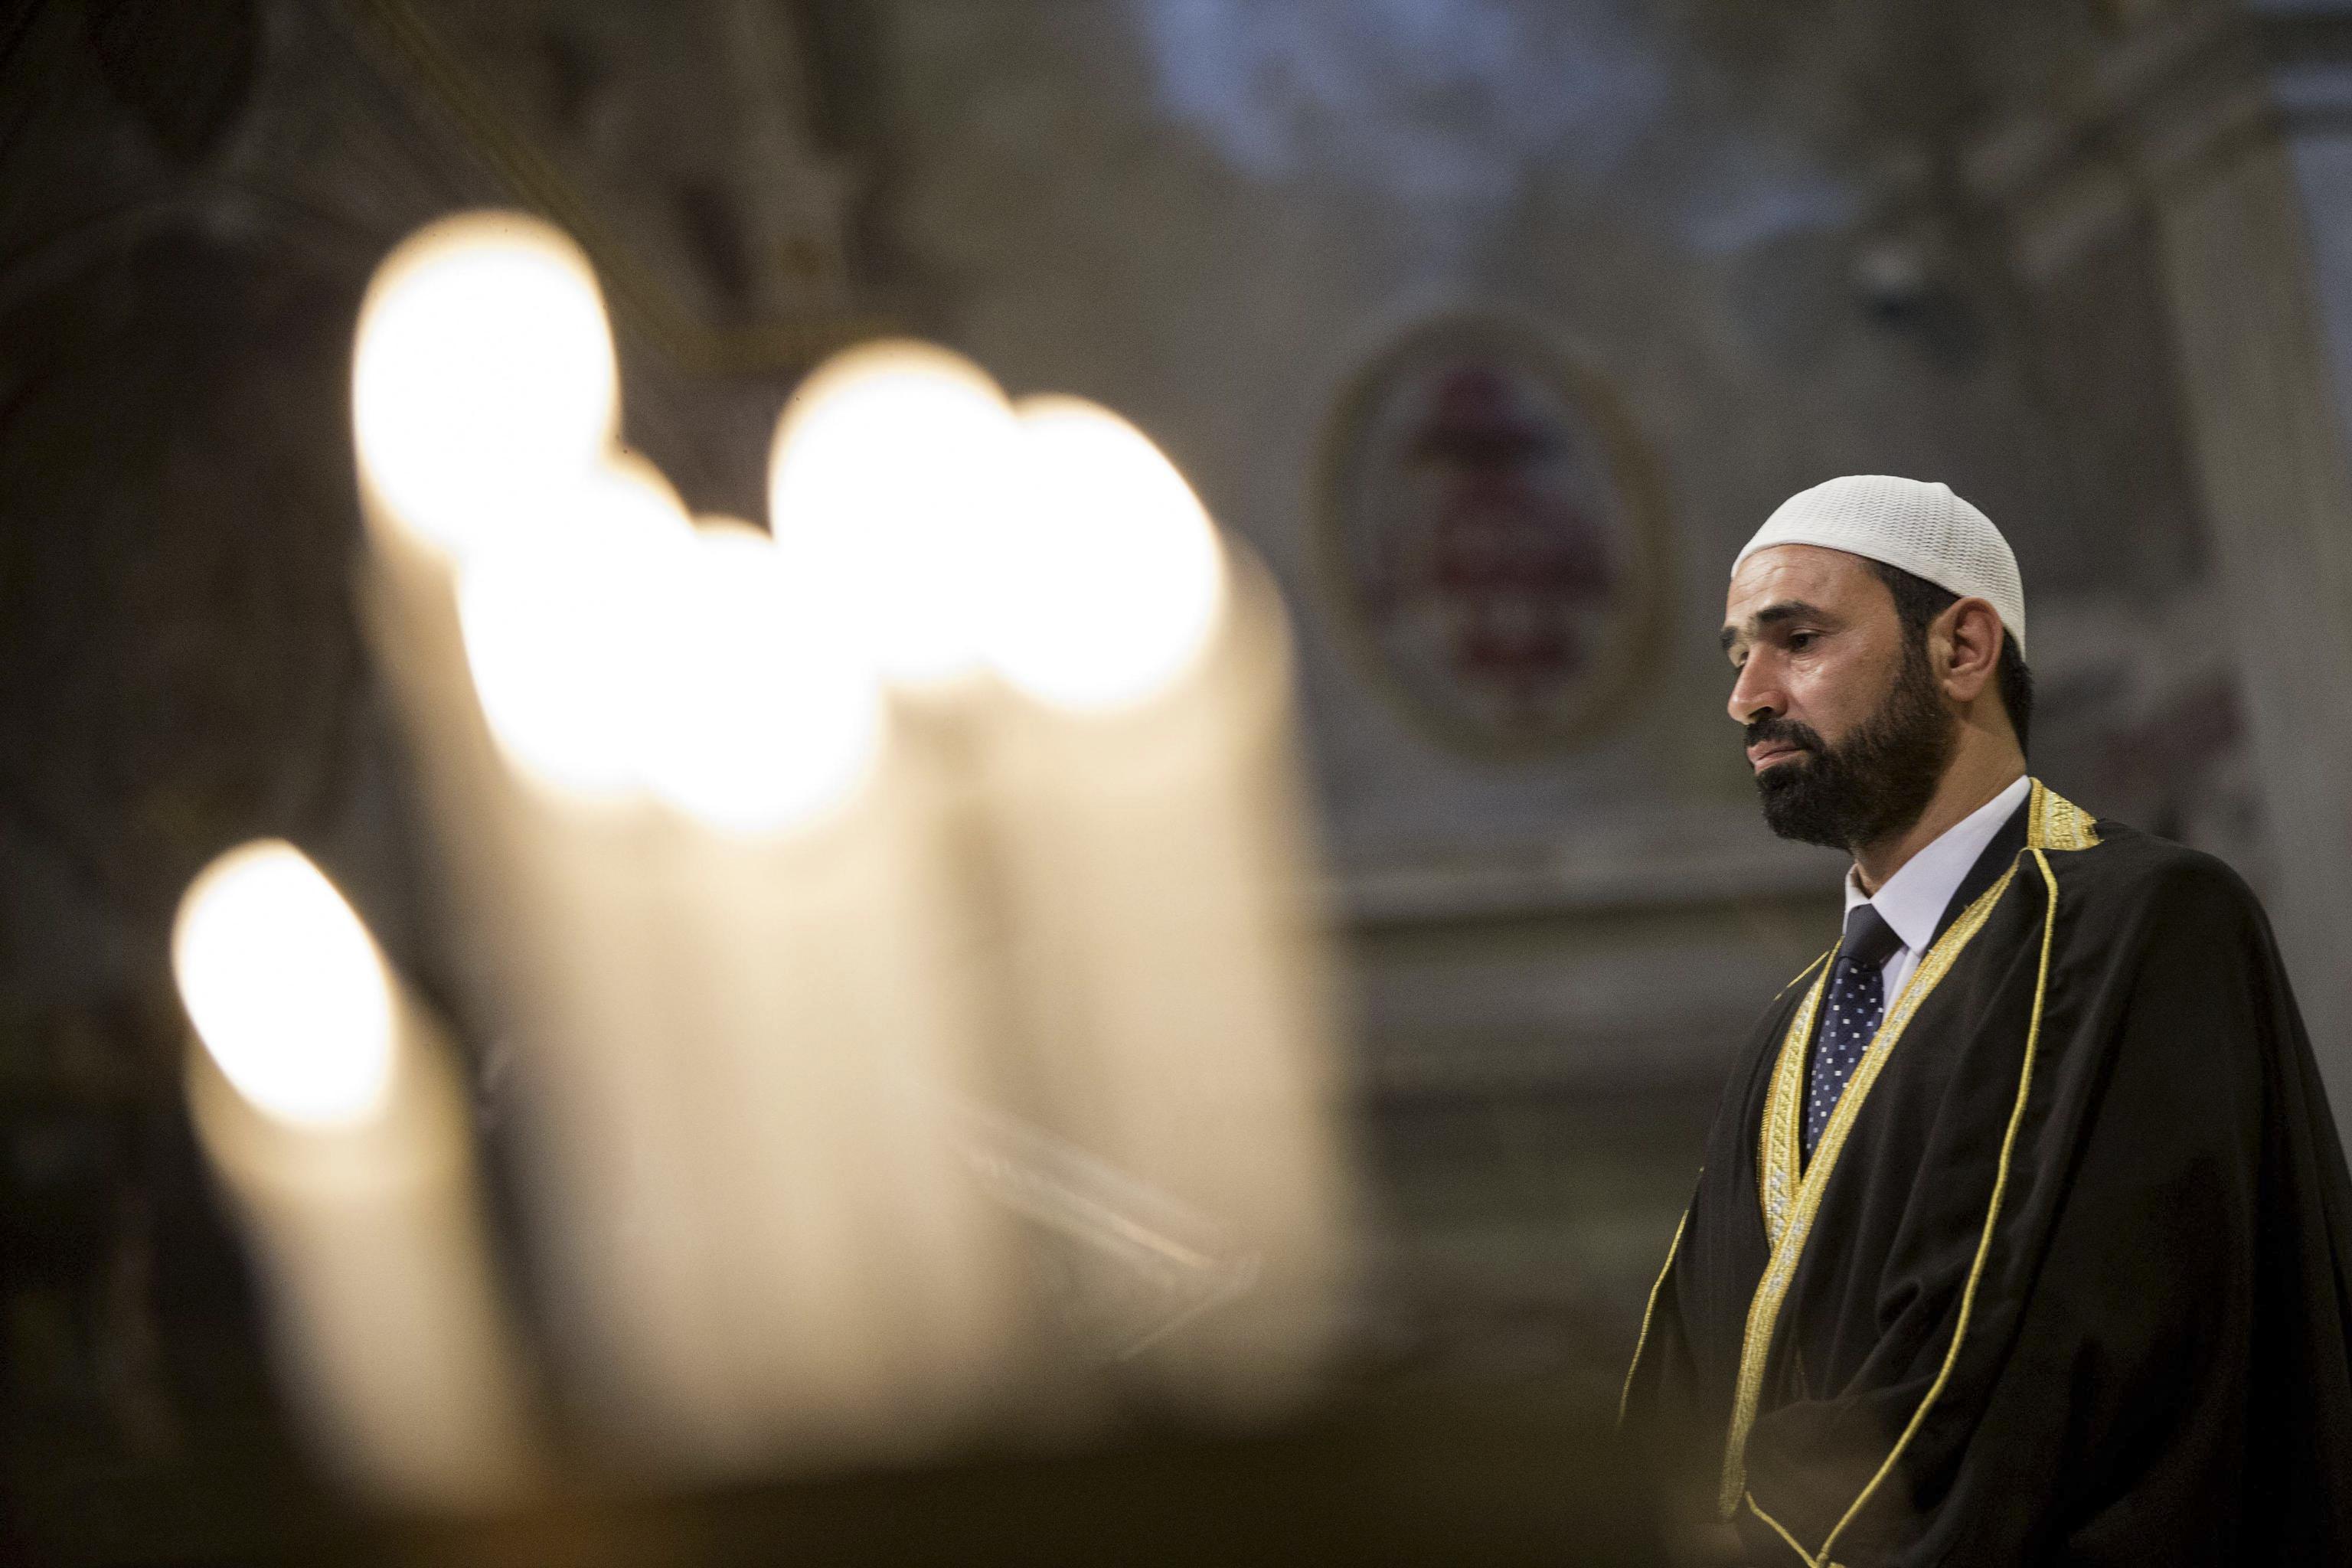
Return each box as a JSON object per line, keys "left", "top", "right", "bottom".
{"left": 1759, "top": 959, "right": 1831, "bottom": 1247}
{"left": 2032, "top": 785, "right": 2101, "bottom": 851}
{"left": 1725, "top": 779, "right": 2099, "bottom": 1550}
{"left": 1810, "top": 848, "right": 2061, "bottom": 1563}
{"left": 1745, "top": 783, "right": 2096, "bottom": 1272}
{"left": 1720, "top": 858, "right": 2016, "bottom": 1514}
{"left": 1775, "top": 952, "right": 1832, "bottom": 1004}
{"left": 1618, "top": 1207, "right": 1689, "bottom": 1426}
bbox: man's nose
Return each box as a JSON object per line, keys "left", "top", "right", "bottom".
{"left": 1727, "top": 656, "right": 1782, "bottom": 727}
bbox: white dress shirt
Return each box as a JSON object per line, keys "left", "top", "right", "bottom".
{"left": 1843, "top": 774, "right": 2030, "bottom": 1004}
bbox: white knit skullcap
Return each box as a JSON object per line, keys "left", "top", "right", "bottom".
{"left": 1733, "top": 475, "right": 2026, "bottom": 657}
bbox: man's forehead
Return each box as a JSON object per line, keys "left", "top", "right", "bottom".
{"left": 1724, "top": 544, "right": 1877, "bottom": 622}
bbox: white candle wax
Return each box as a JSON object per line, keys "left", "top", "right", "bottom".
{"left": 631, "top": 521, "right": 1027, "bottom": 1470}
{"left": 450, "top": 481, "right": 767, "bottom": 1466}
{"left": 978, "top": 401, "right": 1354, "bottom": 1419}
{"left": 175, "top": 842, "right": 543, "bottom": 1509}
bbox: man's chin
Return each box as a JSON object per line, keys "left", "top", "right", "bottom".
{"left": 1756, "top": 758, "right": 1850, "bottom": 849}
{"left": 1754, "top": 752, "right": 1818, "bottom": 796}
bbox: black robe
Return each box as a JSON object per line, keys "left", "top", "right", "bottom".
{"left": 1620, "top": 780, "right": 2352, "bottom": 1565}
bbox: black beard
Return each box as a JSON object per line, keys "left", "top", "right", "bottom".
{"left": 1748, "top": 641, "right": 1955, "bottom": 851}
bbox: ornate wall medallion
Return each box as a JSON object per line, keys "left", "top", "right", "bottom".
{"left": 1315, "top": 314, "right": 1668, "bottom": 757}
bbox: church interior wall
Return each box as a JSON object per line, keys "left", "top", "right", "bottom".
{"left": 841, "top": 0, "right": 2269, "bottom": 1366}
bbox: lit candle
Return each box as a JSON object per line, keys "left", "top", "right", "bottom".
{"left": 345, "top": 210, "right": 628, "bottom": 1031}
{"left": 452, "top": 479, "right": 754, "bottom": 1462}
{"left": 742, "top": 346, "right": 1057, "bottom": 1450}
{"left": 347, "top": 210, "right": 625, "bottom": 869}
{"left": 175, "top": 841, "right": 542, "bottom": 1508}
{"left": 632, "top": 514, "right": 933, "bottom": 1463}
{"left": 629, "top": 549, "right": 1024, "bottom": 1454}
{"left": 975, "top": 397, "right": 1353, "bottom": 1417}
{"left": 348, "top": 212, "right": 739, "bottom": 1461}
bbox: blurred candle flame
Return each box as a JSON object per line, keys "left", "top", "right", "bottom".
{"left": 459, "top": 459, "right": 694, "bottom": 802}
{"left": 172, "top": 841, "right": 397, "bottom": 1130}
{"left": 768, "top": 340, "right": 1020, "bottom": 691}
{"left": 991, "top": 397, "right": 1227, "bottom": 711}
{"left": 639, "top": 518, "right": 887, "bottom": 836}
{"left": 352, "top": 213, "right": 619, "bottom": 561}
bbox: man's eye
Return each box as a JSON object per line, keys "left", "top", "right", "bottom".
{"left": 1787, "top": 632, "right": 1816, "bottom": 652}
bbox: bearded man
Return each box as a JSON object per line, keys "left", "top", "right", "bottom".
{"left": 1619, "top": 475, "right": 2352, "bottom": 1565}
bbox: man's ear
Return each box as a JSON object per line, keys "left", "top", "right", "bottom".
{"left": 1938, "top": 597, "right": 2004, "bottom": 702}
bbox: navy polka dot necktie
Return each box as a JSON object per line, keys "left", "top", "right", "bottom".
{"left": 1805, "top": 903, "right": 1904, "bottom": 1162}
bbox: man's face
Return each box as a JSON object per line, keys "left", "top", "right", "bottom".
{"left": 1720, "top": 544, "right": 1954, "bottom": 850}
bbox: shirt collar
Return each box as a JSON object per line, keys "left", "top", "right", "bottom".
{"left": 1843, "top": 774, "right": 2030, "bottom": 956}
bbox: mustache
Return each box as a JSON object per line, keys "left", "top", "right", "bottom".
{"left": 1744, "top": 716, "right": 1825, "bottom": 755}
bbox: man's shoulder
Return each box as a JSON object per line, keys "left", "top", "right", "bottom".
{"left": 2055, "top": 811, "right": 2267, "bottom": 932}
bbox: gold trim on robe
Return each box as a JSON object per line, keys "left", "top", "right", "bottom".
{"left": 1717, "top": 779, "right": 2098, "bottom": 1521}
{"left": 1619, "top": 958, "right": 1825, "bottom": 1436}
{"left": 1811, "top": 846, "right": 2064, "bottom": 1563}
{"left": 1619, "top": 1207, "right": 1689, "bottom": 1426}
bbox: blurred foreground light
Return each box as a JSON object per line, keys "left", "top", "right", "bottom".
{"left": 353, "top": 212, "right": 619, "bottom": 560}
{"left": 459, "top": 460, "right": 694, "bottom": 800}
{"left": 989, "top": 396, "right": 1227, "bottom": 711}
{"left": 174, "top": 841, "right": 396, "bottom": 1129}
{"left": 640, "top": 519, "right": 887, "bottom": 835}
{"left": 768, "top": 340, "right": 1018, "bottom": 690}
